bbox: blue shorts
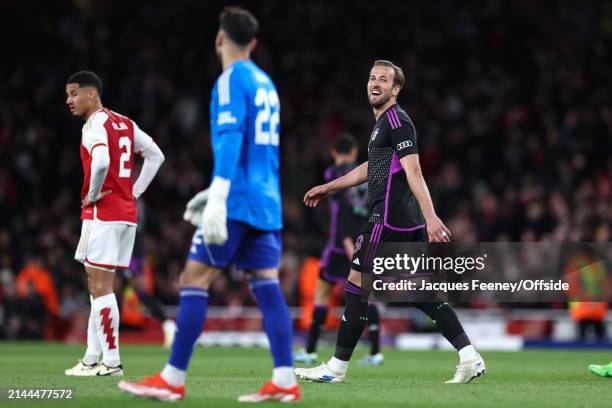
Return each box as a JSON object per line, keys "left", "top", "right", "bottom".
{"left": 188, "top": 219, "right": 282, "bottom": 270}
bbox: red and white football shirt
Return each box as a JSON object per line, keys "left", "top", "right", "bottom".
{"left": 80, "top": 108, "right": 153, "bottom": 224}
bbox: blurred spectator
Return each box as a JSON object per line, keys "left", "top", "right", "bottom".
{"left": 16, "top": 258, "right": 59, "bottom": 314}
{"left": 2, "top": 279, "right": 47, "bottom": 339}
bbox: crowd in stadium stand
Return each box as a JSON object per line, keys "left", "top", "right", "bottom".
{"left": 0, "top": 1, "right": 610, "bottom": 338}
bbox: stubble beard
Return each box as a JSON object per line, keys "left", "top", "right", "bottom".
{"left": 369, "top": 93, "right": 391, "bottom": 109}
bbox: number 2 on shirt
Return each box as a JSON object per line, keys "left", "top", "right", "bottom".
{"left": 118, "top": 136, "right": 131, "bottom": 178}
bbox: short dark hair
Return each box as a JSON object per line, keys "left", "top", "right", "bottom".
{"left": 334, "top": 133, "right": 358, "bottom": 154}
{"left": 66, "top": 71, "right": 103, "bottom": 96}
{"left": 219, "top": 6, "right": 258, "bottom": 47}
{"left": 372, "top": 60, "right": 405, "bottom": 89}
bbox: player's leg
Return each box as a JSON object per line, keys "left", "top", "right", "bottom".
{"left": 126, "top": 258, "right": 176, "bottom": 348}
{"left": 160, "top": 260, "right": 219, "bottom": 386}
{"left": 235, "top": 229, "right": 300, "bottom": 402}
{"left": 409, "top": 295, "right": 485, "bottom": 383}
{"left": 66, "top": 220, "right": 101, "bottom": 375}
{"left": 295, "top": 278, "right": 333, "bottom": 363}
{"left": 118, "top": 224, "right": 242, "bottom": 401}
{"left": 117, "top": 259, "right": 217, "bottom": 401}
{"left": 65, "top": 294, "right": 102, "bottom": 376}
{"left": 295, "top": 224, "right": 374, "bottom": 382}
{"left": 308, "top": 278, "right": 334, "bottom": 353}
{"left": 127, "top": 258, "right": 168, "bottom": 323}
{"left": 404, "top": 228, "right": 484, "bottom": 383}
{"left": 86, "top": 264, "right": 123, "bottom": 375}
{"left": 237, "top": 268, "right": 299, "bottom": 402}
{"left": 295, "top": 268, "right": 367, "bottom": 382}
{"left": 358, "top": 303, "right": 384, "bottom": 366}
{"left": 330, "top": 270, "right": 369, "bottom": 373}
{"left": 67, "top": 220, "right": 125, "bottom": 376}
{"left": 84, "top": 295, "right": 102, "bottom": 364}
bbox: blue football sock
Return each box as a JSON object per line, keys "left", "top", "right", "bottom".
{"left": 249, "top": 277, "right": 293, "bottom": 367}
{"left": 167, "top": 287, "right": 209, "bottom": 370}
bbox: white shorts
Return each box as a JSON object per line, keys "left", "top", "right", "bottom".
{"left": 75, "top": 220, "right": 136, "bottom": 272}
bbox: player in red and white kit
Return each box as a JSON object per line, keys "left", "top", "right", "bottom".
{"left": 64, "top": 71, "right": 165, "bottom": 376}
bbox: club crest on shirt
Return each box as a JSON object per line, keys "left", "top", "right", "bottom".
{"left": 370, "top": 127, "right": 380, "bottom": 141}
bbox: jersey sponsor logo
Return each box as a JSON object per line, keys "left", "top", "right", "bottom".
{"left": 370, "top": 127, "right": 380, "bottom": 141}
{"left": 217, "top": 111, "right": 238, "bottom": 125}
{"left": 397, "top": 140, "right": 413, "bottom": 150}
{"left": 353, "top": 258, "right": 360, "bottom": 265}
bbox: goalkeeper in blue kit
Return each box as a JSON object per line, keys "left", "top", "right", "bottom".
{"left": 118, "top": 6, "right": 299, "bottom": 403}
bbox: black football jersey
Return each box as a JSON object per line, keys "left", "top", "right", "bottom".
{"left": 366, "top": 104, "right": 425, "bottom": 229}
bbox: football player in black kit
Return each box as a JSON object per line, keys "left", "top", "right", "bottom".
{"left": 294, "top": 134, "right": 383, "bottom": 366}
{"left": 117, "top": 199, "right": 176, "bottom": 348}
{"left": 295, "top": 60, "right": 486, "bottom": 384}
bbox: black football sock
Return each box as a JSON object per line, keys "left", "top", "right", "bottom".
{"left": 306, "top": 305, "right": 328, "bottom": 353}
{"left": 412, "top": 297, "right": 471, "bottom": 351}
{"left": 333, "top": 281, "right": 369, "bottom": 362}
{"left": 135, "top": 289, "right": 168, "bottom": 323}
{"left": 367, "top": 303, "right": 381, "bottom": 355}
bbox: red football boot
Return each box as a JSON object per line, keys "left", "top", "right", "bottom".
{"left": 238, "top": 381, "right": 301, "bottom": 403}
{"left": 118, "top": 373, "right": 185, "bottom": 402}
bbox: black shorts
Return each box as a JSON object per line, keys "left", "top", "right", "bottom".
{"left": 319, "top": 246, "right": 350, "bottom": 284}
{"left": 351, "top": 222, "right": 427, "bottom": 273}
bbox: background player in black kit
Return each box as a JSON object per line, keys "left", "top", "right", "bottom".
{"left": 117, "top": 198, "right": 176, "bottom": 348}
{"left": 296, "top": 60, "right": 486, "bottom": 384}
{"left": 294, "top": 134, "right": 383, "bottom": 366}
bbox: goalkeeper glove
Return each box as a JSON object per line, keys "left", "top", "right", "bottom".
{"left": 183, "top": 188, "right": 210, "bottom": 226}
{"left": 201, "top": 177, "right": 230, "bottom": 245}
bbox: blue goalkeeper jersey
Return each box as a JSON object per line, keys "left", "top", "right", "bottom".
{"left": 209, "top": 60, "right": 282, "bottom": 231}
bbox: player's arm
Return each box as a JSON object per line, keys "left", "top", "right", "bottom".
{"left": 400, "top": 155, "right": 450, "bottom": 242}
{"left": 132, "top": 123, "right": 165, "bottom": 198}
{"left": 337, "top": 197, "right": 358, "bottom": 260}
{"left": 342, "top": 237, "right": 355, "bottom": 261}
{"left": 201, "top": 71, "right": 248, "bottom": 244}
{"left": 82, "top": 113, "right": 111, "bottom": 207}
{"left": 303, "top": 162, "right": 368, "bottom": 207}
{"left": 393, "top": 121, "right": 451, "bottom": 242}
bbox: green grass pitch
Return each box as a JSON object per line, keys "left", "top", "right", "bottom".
{"left": 0, "top": 342, "right": 610, "bottom": 407}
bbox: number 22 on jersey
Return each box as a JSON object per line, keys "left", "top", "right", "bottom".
{"left": 254, "top": 88, "right": 279, "bottom": 146}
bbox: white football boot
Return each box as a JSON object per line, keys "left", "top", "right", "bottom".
{"left": 64, "top": 360, "right": 99, "bottom": 376}
{"left": 96, "top": 363, "right": 124, "bottom": 376}
{"left": 445, "top": 353, "right": 486, "bottom": 384}
{"left": 295, "top": 362, "right": 346, "bottom": 383}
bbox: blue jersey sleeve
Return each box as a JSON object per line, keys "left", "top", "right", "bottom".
{"left": 212, "top": 68, "right": 248, "bottom": 180}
